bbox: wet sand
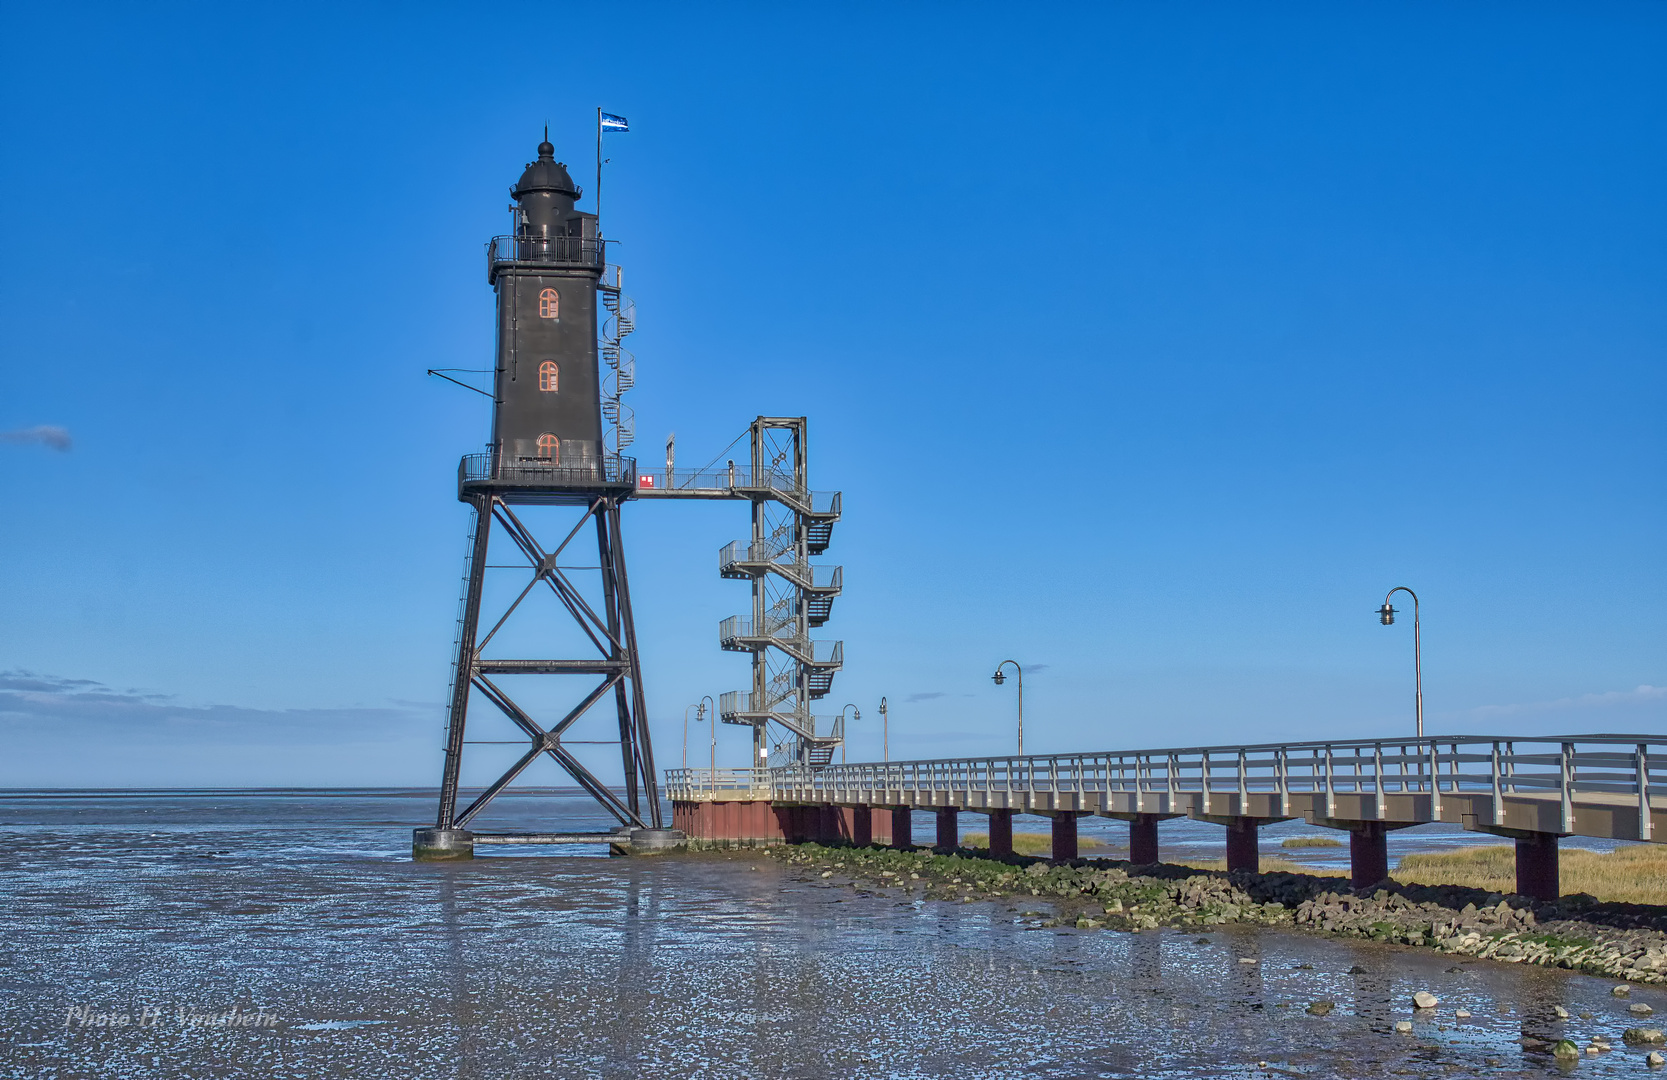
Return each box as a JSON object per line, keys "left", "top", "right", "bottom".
{"left": 1, "top": 794, "right": 1663, "bottom": 1078}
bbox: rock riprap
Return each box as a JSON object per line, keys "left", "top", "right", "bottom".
{"left": 768, "top": 843, "right": 1667, "bottom": 984}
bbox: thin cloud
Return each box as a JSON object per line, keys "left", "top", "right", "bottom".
{"left": 905, "top": 691, "right": 948, "bottom": 703}
{"left": 0, "top": 669, "right": 426, "bottom": 735}
{"left": 0, "top": 425, "right": 71, "bottom": 451}
{"left": 1470, "top": 684, "right": 1666, "bottom": 719}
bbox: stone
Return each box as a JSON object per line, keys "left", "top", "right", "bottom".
{"left": 1615, "top": 984, "right": 1633, "bottom": 996}
{"left": 820, "top": 871, "right": 833, "bottom": 878}
{"left": 1394, "top": 1021, "right": 1413, "bottom": 1034}
{"left": 1552, "top": 1040, "right": 1580, "bottom": 1061}
{"left": 1553, "top": 1005, "right": 1570, "bottom": 1019}
{"left": 1635, "top": 1004, "right": 1658, "bottom": 1016}
{"left": 1239, "top": 958, "right": 1258, "bottom": 964}
{"left": 1347, "top": 965, "right": 1369, "bottom": 975}
{"left": 1647, "top": 1051, "right": 1665, "bottom": 1067}
{"left": 1306, "top": 1001, "right": 1335, "bottom": 1017}
{"left": 1455, "top": 1009, "right": 1471, "bottom": 1019}
{"left": 1623, "top": 1028, "right": 1667, "bottom": 1045}
{"left": 1412, "top": 991, "right": 1439, "bottom": 1010}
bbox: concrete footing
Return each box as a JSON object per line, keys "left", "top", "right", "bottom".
{"left": 1051, "top": 814, "right": 1078, "bottom": 861}
{"left": 412, "top": 828, "right": 474, "bottom": 860}
{"left": 988, "top": 809, "right": 1014, "bottom": 858}
{"left": 935, "top": 807, "right": 959, "bottom": 850}
{"left": 609, "top": 828, "right": 688, "bottom": 856}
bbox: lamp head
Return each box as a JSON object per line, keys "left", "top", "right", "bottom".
{"left": 1378, "top": 603, "right": 1396, "bottom": 626}
{"left": 992, "top": 670, "right": 1006, "bottom": 685}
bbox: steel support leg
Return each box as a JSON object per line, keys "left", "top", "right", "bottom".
{"left": 435, "top": 496, "right": 493, "bottom": 830}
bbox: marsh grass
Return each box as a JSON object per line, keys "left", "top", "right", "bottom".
{"left": 1281, "top": 836, "right": 1344, "bottom": 849}
{"left": 1394, "top": 843, "right": 1667, "bottom": 905}
{"left": 961, "top": 831, "right": 1109, "bottom": 857}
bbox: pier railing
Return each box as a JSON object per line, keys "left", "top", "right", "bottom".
{"left": 663, "top": 768, "right": 771, "bottom": 796}
{"left": 666, "top": 735, "right": 1664, "bottom": 840}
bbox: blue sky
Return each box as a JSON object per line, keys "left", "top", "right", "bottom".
{"left": 1, "top": 3, "right": 1662, "bottom": 787}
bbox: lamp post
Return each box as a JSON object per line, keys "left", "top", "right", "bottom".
{"left": 1376, "top": 588, "right": 1423, "bottom": 739}
{"left": 839, "top": 703, "right": 860, "bottom": 764}
{"left": 693, "top": 694, "right": 716, "bottom": 793}
{"left": 992, "top": 660, "right": 1024, "bottom": 756}
{"left": 879, "top": 697, "right": 889, "bottom": 762}
{"left": 683, "top": 702, "right": 700, "bottom": 770}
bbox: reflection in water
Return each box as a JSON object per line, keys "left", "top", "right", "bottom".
{"left": 0, "top": 793, "right": 1663, "bottom": 1079}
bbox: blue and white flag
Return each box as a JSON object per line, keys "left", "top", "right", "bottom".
{"left": 600, "top": 112, "right": 629, "bottom": 132}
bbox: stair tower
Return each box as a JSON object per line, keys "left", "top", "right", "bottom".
{"left": 716, "top": 418, "right": 845, "bottom": 769}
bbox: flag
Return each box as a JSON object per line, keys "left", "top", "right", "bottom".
{"left": 600, "top": 113, "right": 629, "bottom": 133}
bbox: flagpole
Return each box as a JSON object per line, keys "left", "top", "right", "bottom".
{"left": 595, "top": 106, "right": 603, "bottom": 236}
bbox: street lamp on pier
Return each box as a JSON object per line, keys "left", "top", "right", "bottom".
{"left": 693, "top": 694, "right": 716, "bottom": 792}
{"left": 839, "top": 703, "right": 860, "bottom": 764}
{"left": 879, "top": 697, "right": 889, "bottom": 762}
{"left": 1377, "top": 588, "right": 1423, "bottom": 739}
{"left": 992, "top": 660, "right": 1024, "bottom": 756}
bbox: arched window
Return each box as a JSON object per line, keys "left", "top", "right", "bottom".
{"left": 538, "top": 361, "right": 558, "bottom": 392}
{"left": 535, "top": 433, "right": 559, "bottom": 462}
{"left": 538, "top": 288, "right": 559, "bottom": 319}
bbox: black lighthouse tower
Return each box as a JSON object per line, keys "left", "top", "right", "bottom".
{"left": 414, "top": 137, "right": 671, "bottom": 859}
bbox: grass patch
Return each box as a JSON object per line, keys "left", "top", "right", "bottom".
{"left": 961, "top": 831, "right": 1109, "bottom": 858}
{"left": 1281, "top": 835, "right": 1344, "bottom": 849}
{"left": 1395, "top": 844, "right": 1667, "bottom": 906}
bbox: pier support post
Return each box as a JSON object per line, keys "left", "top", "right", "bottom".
{"left": 1349, "top": 823, "right": 1389, "bottom": 891}
{"left": 869, "top": 805, "right": 892, "bottom": 847}
{"left": 1225, "top": 818, "right": 1259, "bottom": 874}
{"left": 1129, "top": 815, "right": 1161, "bottom": 865}
{"left": 845, "top": 805, "right": 873, "bottom": 846}
{"left": 889, "top": 808, "right": 913, "bottom": 849}
{"left": 988, "top": 809, "right": 1014, "bottom": 858}
{"left": 1051, "top": 814, "right": 1078, "bottom": 862}
{"left": 935, "top": 807, "right": 959, "bottom": 851}
{"left": 1515, "top": 832, "right": 1560, "bottom": 901}
{"left": 820, "top": 805, "right": 842, "bottom": 844}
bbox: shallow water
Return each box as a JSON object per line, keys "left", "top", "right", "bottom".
{"left": 1, "top": 793, "right": 1662, "bottom": 1078}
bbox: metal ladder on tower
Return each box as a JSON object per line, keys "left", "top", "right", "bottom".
{"left": 598, "top": 265, "right": 635, "bottom": 453}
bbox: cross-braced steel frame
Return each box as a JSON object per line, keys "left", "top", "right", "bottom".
{"left": 433, "top": 492, "right": 662, "bottom": 832}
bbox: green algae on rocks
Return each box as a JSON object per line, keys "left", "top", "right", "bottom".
{"left": 770, "top": 843, "right": 1667, "bottom": 985}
